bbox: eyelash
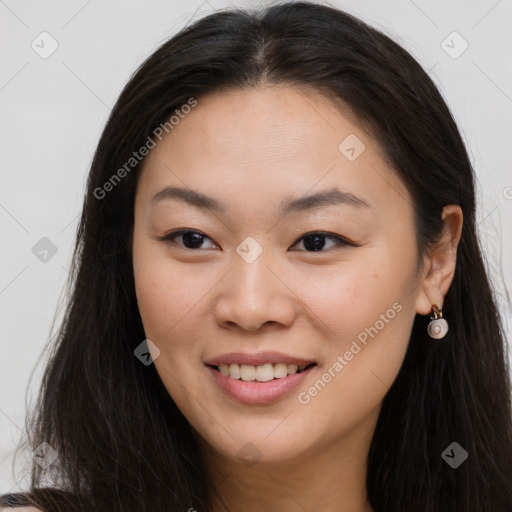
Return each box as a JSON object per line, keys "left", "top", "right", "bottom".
{"left": 158, "top": 229, "right": 356, "bottom": 252}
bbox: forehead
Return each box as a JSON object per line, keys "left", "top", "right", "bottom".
{"left": 136, "top": 85, "right": 412, "bottom": 223}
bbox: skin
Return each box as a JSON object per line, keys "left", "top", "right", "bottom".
{"left": 0, "top": 509, "right": 39, "bottom": 512}
{"left": 132, "top": 84, "right": 463, "bottom": 512}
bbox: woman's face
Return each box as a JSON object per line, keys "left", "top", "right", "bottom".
{"left": 132, "top": 85, "right": 427, "bottom": 466}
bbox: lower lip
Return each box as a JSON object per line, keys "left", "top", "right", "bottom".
{"left": 206, "top": 365, "right": 317, "bottom": 404}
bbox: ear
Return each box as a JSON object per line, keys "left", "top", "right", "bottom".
{"left": 415, "top": 205, "right": 463, "bottom": 315}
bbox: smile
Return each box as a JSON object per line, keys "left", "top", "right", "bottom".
{"left": 206, "top": 362, "right": 318, "bottom": 404}
{"left": 210, "top": 362, "right": 317, "bottom": 382}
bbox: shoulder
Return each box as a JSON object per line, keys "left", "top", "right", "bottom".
{"left": 0, "top": 487, "right": 89, "bottom": 512}
{"left": 0, "top": 508, "right": 42, "bottom": 512}
{"left": 0, "top": 492, "right": 39, "bottom": 510}
{"left": 0, "top": 492, "right": 36, "bottom": 509}
{"left": 0, "top": 492, "right": 31, "bottom": 506}
{"left": 0, "top": 488, "right": 85, "bottom": 511}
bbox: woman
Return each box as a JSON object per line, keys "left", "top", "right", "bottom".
{"left": 2, "top": 1, "right": 511, "bottom": 511}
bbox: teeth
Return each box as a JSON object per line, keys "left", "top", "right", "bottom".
{"left": 216, "top": 362, "right": 312, "bottom": 381}
{"left": 256, "top": 363, "right": 274, "bottom": 382}
{"left": 287, "top": 364, "right": 298, "bottom": 374}
{"left": 240, "top": 364, "right": 256, "bottom": 381}
{"left": 274, "top": 363, "right": 288, "bottom": 379}
{"left": 229, "top": 363, "right": 240, "bottom": 379}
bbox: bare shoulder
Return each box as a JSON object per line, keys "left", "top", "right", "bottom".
{"left": 0, "top": 508, "right": 42, "bottom": 512}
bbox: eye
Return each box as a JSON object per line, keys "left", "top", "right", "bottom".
{"left": 159, "top": 229, "right": 217, "bottom": 250}
{"left": 159, "top": 229, "right": 355, "bottom": 252}
{"left": 290, "top": 231, "right": 354, "bottom": 252}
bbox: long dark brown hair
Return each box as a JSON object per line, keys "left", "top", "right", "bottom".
{"left": 5, "top": 1, "right": 512, "bottom": 511}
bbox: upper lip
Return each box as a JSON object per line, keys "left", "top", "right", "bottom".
{"left": 205, "top": 351, "right": 316, "bottom": 367}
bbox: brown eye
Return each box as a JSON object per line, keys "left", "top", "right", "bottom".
{"left": 159, "top": 229, "right": 354, "bottom": 252}
{"left": 160, "top": 229, "right": 217, "bottom": 250}
{"left": 290, "top": 231, "right": 354, "bottom": 252}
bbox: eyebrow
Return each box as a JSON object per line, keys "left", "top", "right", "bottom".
{"left": 150, "top": 185, "right": 371, "bottom": 215}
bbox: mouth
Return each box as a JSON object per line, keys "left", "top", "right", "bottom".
{"left": 207, "top": 362, "right": 318, "bottom": 382}
{"left": 205, "top": 358, "right": 319, "bottom": 404}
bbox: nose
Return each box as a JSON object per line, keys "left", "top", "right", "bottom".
{"left": 213, "top": 252, "right": 297, "bottom": 332}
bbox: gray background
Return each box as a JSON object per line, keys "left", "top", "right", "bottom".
{"left": 1, "top": 0, "right": 511, "bottom": 496}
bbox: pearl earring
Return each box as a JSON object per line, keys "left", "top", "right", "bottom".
{"left": 427, "top": 303, "right": 448, "bottom": 339}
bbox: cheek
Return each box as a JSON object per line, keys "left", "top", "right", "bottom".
{"left": 299, "top": 258, "right": 412, "bottom": 340}
{"left": 134, "top": 263, "right": 202, "bottom": 343}
{"left": 133, "top": 261, "right": 174, "bottom": 339}
{"left": 132, "top": 242, "right": 221, "bottom": 368}
{"left": 340, "top": 232, "right": 416, "bottom": 330}
{"left": 133, "top": 238, "right": 192, "bottom": 342}
{"left": 299, "top": 244, "right": 418, "bottom": 385}
{"left": 293, "top": 269, "right": 416, "bottom": 438}
{"left": 132, "top": 254, "right": 209, "bottom": 401}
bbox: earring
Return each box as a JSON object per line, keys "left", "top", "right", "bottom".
{"left": 427, "top": 303, "right": 448, "bottom": 339}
